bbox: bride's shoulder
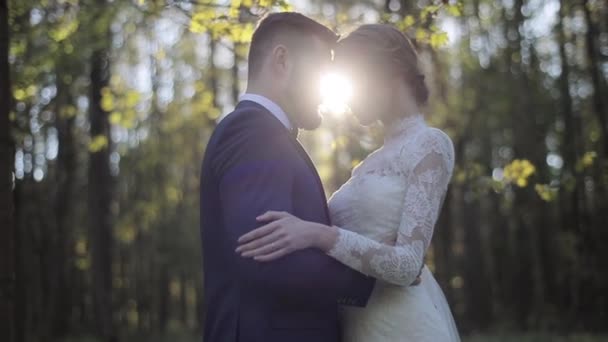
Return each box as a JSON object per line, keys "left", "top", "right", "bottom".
{"left": 399, "top": 126, "right": 455, "bottom": 167}
{"left": 406, "top": 125, "right": 453, "bottom": 152}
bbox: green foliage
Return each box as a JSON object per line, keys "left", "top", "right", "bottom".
{"left": 89, "top": 135, "right": 109, "bottom": 152}
{"left": 189, "top": 0, "right": 291, "bottom": 43}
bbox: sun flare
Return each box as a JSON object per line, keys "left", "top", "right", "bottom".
{"left": 320, "top": 73, "right": 353, "bottom": 117}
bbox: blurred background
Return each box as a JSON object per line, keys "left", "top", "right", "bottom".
{"left": 1, "top": 0, "right": 607, "bottom": 341}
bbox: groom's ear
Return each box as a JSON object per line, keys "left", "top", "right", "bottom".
{"left": 270, "top": 44, "right": 290, "bottom": 76}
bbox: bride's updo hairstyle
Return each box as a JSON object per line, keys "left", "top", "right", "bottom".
{"left": 336, "top": 24, "right": 429, "bottom": 107}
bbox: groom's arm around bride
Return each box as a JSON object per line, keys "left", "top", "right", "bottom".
{"left": 217, "top": 109, "right": 374, "bottom": 304}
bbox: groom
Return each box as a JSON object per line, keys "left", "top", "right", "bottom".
{"left": 199, "top": 13, "right": 375, "bottom": 342}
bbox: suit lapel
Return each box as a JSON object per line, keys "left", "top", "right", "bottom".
{"left": 285, "top": 135, "right": 332, "bottom": 224}
{"left": 237, "top": 101, "right": 331, "bottom": 223}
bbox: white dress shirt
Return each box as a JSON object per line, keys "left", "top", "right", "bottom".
{"left": 238, "top": 93, "right": 293, "bottom": 131}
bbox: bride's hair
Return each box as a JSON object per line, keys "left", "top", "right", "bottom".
{"left": 337, "top": 24, "right": 429, "bottom": 107}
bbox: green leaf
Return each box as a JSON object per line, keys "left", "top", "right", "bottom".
{"left": 109, "top": 112, "right": 122, "bottom": 125}
{"left": 415, "top": 28, "right": 428, "bottom": 43}
{"left": 60, "top": 105, "right": 77, "bottom": 119}
{"left": 403, "top": 15, "right": 415, "bottom": 29}
{"left": 100, "top": 87, "right": 114, "bottom": 112}
{"left": 535, "top": 184, "right": 558, "bottom": 202}
{"left": 49, "top": 18, "right": 79, "bottom": 42}
{"left": 89, "top": 135, "right": 109, "bottom": 153}
{"left": 430, "top": 31, "right": 449, "bottom": 48}
{"left": 446, "top": 3, "right": 463, "bottom": 17}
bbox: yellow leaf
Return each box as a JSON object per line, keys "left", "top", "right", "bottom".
{"left": 516, "top": 178, "right": 528, "bottom": 187}
{"left": 415, "top": 29, "right": 428, "bottom": 43}
{"left": 109, "top": 112, "right": 122, "bottom": 125}
{"left": 166, "top": 186, "right": 181, "bottom": 204}
{"left": 49, "top": 18, "right": 79, "bottom": 42}
{"left": 403, "top": 15, "right": 415, "bottom": 28}
{"left": 64, "top": 43, "right": 74, "bottom": 54}
{"left": 232, "top": 24, "right": 254, "bottom": 43}
{"left": 581, "top": 151, "right": 597, "bottom": 168}
{"left": 100, "top": 87, "right": 114, "bottom": 112}
{"left": 259, "top": 0, "right": 273, "bottom": 7}
{"left": 430, "top": 31, "right": 449, "bottom": 48}
{"left": 337, "top": 13, "right": 349, "bottom": 24}
{"left": 26, "top": 85, "right": 37, "bottom": 96}
{"left": 503, "top": 159, "right": 536, "bottom": 187}
{"left": 535, "top": 184, "right": 558, "bottom": 202}
{"left": 229, "top": 6, "right": 240, "bottom": 19}
{"left": 101, "top": 97, "right": 113, "bottom": 112}
{"left": 13, "top": 88, "right": 26, "bottom": 101}
{"left": 117, "top": 226, "right": 136, "bottom": 244}
{"left": 125, "top": 90, "right": 141, "bottom": 107}
{"left": 446, "top": 4, "right": 462, "bottom": 17}
{"left": 75, "top": 239, "right": 87, "bottom": 255}
{"left": 60, "top": 105, "right": 77, "bottom": 119}
{"left": 89, "top": 135, "right": 108, "bottom": 152}
{"left": 75, "top": 257, "right": 90, "bottom": 271}
{"left": 207, "top": 108, "right": 221, "bottom": 120}
{"left": 190, "top": 10, "right": 217, "bottom": 33}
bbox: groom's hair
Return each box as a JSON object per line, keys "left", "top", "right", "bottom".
{"left": 248, "top": 12, "right": 338, "bottom": 79}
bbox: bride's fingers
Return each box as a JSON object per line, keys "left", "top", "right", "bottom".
{"left": 236, "top": 230, "right": 282, "bottom": 254}
{"left": 242, "top": 239, "right": 287, "bottom": 258}
{"left": 238, "top": 222, "right": 279, "bottom": 244}
{"left": 253, "top": 248, "right": 290, "bottom": 262}
{"left": 256, "top": 211, "right": 290, "bottom": 222}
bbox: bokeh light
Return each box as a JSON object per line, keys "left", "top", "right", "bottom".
{"left": 319, "top": 72, "right": 353, "bottom": 117}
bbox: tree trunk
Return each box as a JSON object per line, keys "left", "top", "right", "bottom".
{"left": 158, "top": 265, "right": 169, "bottom": 333}
{"left": 557, "top": 1, "right": 589, "bottom": 325}
{"left": 578, "top": 0, "right": 607, "bottom": 325}
{"left": 462, "top": 187, "right": 492, "bottom": 331}
{"left": 581, "top": 0, "right": 608, "bottom": 158}
{"left": 0, "top": 0, "right": 16, "bottom": 341}
{"left": 179, "top": 273, "right": 188, "bottom": 326}
{"left": 509, "top": 0, "right": 537, "bottom": 328}
{"left": 49, "top": 84, "right": 76, "bottom": 339}
{"left": 89, "top": 23, "right": 116, "bottom": 342}
{"left": 232, "top": 42, "right": 241, "bottom": 105}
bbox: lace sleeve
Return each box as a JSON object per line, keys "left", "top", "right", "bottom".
{"left": 327, "top": 129, "right": 454, "bottom": 286}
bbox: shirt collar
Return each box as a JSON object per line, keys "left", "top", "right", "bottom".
{"left": 239, "top": 93, "right": 293, "bottom": 130}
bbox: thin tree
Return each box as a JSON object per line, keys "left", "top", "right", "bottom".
{"left": 0, "top": 0, "right": 15, "bottom": 341}
{"left": 88, "top": 1, "right": 116, "bottom": 340}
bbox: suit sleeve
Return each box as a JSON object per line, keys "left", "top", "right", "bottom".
{"left": 214, "top": 115, "right": 375, "bottom": 306}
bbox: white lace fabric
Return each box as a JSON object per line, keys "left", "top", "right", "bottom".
{"left": 327, "top": 114, "right": 455, "bottom": 286}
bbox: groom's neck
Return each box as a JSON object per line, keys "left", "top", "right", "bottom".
{"left": 246, "top": 81, "right": 280, "bottom": 103}
{"left": 245, "top": 83, "right": 294, "bottom": 122}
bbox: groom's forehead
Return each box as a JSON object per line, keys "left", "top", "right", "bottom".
{"left": 310, "top": 36, "right": 333, "bottom": 58}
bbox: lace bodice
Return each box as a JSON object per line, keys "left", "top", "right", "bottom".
{"left": 327, "top": 114, "right": 455, "bottom": 286}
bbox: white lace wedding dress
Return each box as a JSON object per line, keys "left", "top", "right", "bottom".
{"left": 327, "top": 114, "right": 460, "bottom": 341}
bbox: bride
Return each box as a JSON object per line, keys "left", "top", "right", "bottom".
{"left": 236, "top": 24, "right": 460, "bottom": 341}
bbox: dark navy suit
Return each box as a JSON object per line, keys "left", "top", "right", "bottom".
{"left": 200, "top": 101, "right": 375, "bottom": 342}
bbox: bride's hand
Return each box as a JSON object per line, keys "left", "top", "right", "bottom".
{"left": 236, "top": 211, "right": 329, "bottom": 262}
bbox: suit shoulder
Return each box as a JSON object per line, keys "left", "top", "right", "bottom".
{"left": 215, "top": 107, "right": 284, "bottom": 142}
{"left": 208, "top": 106, "right": 292, "bottom": 176}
